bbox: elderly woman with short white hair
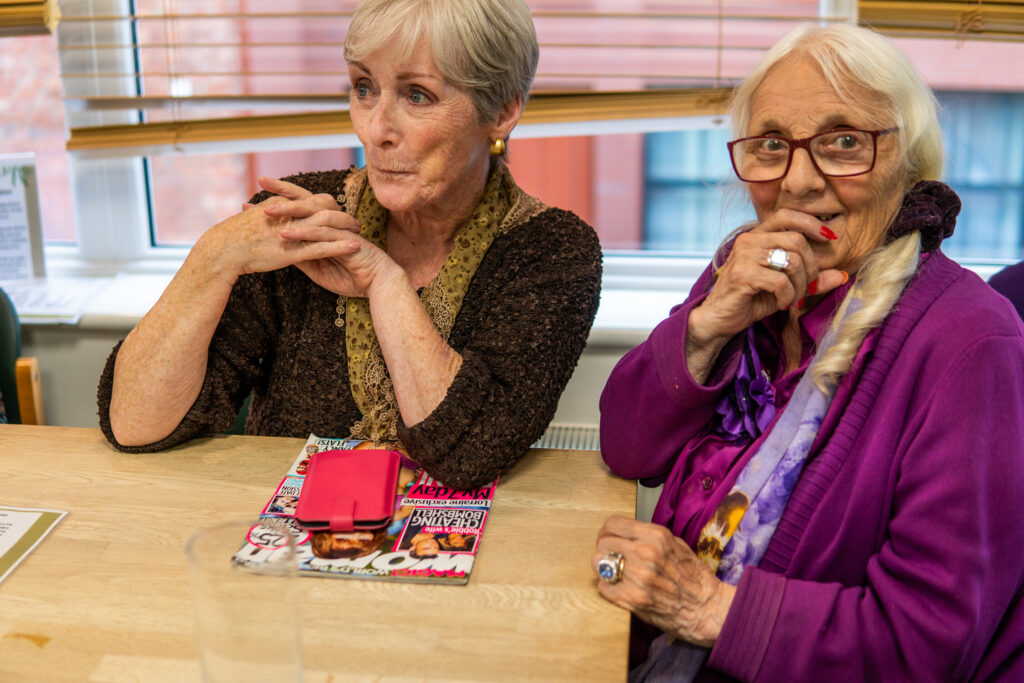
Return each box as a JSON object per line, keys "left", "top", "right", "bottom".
{"left": 98, "top": 0, "right": 601, "bottom": 490}
{"left": 596, "top": 22, "right": 1024, "bottom": 681}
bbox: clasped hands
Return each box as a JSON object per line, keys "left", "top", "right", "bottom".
{"left": 203, "top": 176, "right": 398, "bottom": 298}
{"left": 593, "top": 516, "right": 736, "bottom": 649}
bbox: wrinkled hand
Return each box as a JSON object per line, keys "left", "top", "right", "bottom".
{"left": 256, "top": 177, "right": 361, "bottom": 235}
{"left": 285, "top": 227, "right": 400, "bottom": 298}
{"left": 247, "top": 178, "right": 393, "bottom": 296}
{"left": 592, "top": 516, "right": 736, "bottom": 649}
{"left": 256, "top": 175, "right": 400, "bottom": 296}
{"left": 220, "top": 176, "right": 398, "bottom": 296}
{"left": 197, "top": 176, "right": 370, "bottom": 283}
{"left": 197, "top": 198, "right": 342, "bottom": 276}
{"left": 690, "top": 209, "right": 849, "bottom": 347}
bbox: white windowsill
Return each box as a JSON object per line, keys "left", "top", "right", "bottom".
{"left": 22, "top": 248, "right": 708, "bottom": 348}
{"left": 18, "top": 247, "right": 1012, "bottom": 348}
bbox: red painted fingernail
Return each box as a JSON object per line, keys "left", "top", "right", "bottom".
{"left": 808, "top": 279, "right": 818, "bottom": 295}
{"left": 797, "top": 297, "right": 805, "bottom": 309}
{"left": 839, "top": 270, "right": 850, "bottom": 285}
{"left": 820, "top": 226, "right": 838, "bottom": 240}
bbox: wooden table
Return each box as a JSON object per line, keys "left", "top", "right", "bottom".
{"left": 0, "top": 425, "right": 634, "bottom": 682}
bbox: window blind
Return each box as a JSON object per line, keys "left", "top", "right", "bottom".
{"left": 60, "top": 0, "right": 827, "bottom": 156}
{"left": 859, "top": 1, "right": 1024, "bottom": 41}
{"left": 0, "top": 0, "right": 59, "bottom": 37}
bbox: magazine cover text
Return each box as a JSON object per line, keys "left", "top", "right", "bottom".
{"left": 236, "top": 435, "right": 496, "bottom": 585}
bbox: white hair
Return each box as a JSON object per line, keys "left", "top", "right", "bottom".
{"left": 344, "top": 0, "right": 539, "bottom": 125}
{"left": 730, "top": 22, "right": 943, "bottom": 186}
{"left": 811, "top": 232, "right": 921, "bottom": 391}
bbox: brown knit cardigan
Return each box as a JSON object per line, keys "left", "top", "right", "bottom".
{"left": 97, "top": 168, "right": 603, "bottom": 489}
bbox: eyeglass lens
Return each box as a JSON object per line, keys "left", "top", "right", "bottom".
{"left": 731, "top": 130, "right": 877, "bottom": 182}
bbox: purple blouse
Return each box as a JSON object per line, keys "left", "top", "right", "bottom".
{"left": 650, "top": 278, "right": 856, "bottom": 549}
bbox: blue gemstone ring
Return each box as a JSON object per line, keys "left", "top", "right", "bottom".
{"left": 597, "top": 551, "right": 624, "bottom": 584}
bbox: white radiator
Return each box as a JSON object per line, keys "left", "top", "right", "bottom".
{"left": 532, "top": 423, "right": 601, "bottom": 451}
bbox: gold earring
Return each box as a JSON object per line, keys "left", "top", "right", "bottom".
{"left": 490, "top": 138, "right": 506, "bottom": 157}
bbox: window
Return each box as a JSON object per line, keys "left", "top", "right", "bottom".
{"left": 54, "top": 0, "right": 821, "bottom": 264}
{"left": 939, "top": 91, "right": 1024, "bottom": 261}
{"left": 147, "top": 149, "right": 361, "bottom": 246}
{"left": 0, "top": 32, "right": 75, "bottom": 243}
{"left": 644, "top": 128, "right": 753, "bottom": 254}
{"left": 642, "top": 91, "right": 1024, "bottom": 262}
{"left": 8, "top": 1, "right": 1021, "bottom": 283}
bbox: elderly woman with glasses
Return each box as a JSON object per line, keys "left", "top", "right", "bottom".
{"left": 594, "top": 23, "right": 1024, "bottom": 681}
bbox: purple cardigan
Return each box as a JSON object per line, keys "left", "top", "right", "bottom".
{"left": 600, "top": 251, "right": 1024, "bottom": 681}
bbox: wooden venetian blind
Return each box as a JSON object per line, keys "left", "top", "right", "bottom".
{"left": 859, "top": 1, "right": 1024, "bottom": 41}
{"left": 0, "top": 0, "right": 59, "bottom": 37}
{"left": 65, "top": 88, "right": 736, "bottom": 154}
{"left": 59, "top": 0, "right": 827, "bottom": 156}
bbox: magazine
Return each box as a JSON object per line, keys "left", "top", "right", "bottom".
{"left": 236, "top": 434, "right": 496, "bottom": 585}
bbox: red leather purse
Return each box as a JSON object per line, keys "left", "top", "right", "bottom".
{"left": 294, "top": 449, "right": 401, "bottom": 532}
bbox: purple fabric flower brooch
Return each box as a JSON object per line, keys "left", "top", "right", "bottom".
{"left": 714, "top": 328, "right": 776, "bottom": 442}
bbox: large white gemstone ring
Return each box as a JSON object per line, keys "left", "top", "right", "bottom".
{"left": 597, "top": 550, "right": 625, "bottom": 584}
{"left": 767, "top": 248, "right": 790, "bottom": 272}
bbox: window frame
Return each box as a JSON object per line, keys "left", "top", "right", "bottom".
{"left": 54, "top": 0, "right": 835, "bottom": 268}
{"left": 47, "top": 0, "right": 1018, "bottom": 311}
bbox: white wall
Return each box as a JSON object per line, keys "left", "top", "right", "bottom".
{"left": 22, "top": 324, "right": 126, "bottom": 428}
{"left": 21, "top": 324, "right": 639, "bottom": 431}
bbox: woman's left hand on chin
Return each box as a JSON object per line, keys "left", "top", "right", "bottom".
{"left": 593, "top": 515, "right": 736, "bottom": 649}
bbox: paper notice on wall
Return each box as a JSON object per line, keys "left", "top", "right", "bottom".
{"left": 0, "top": 153, "right": 46, "bottom": 282}
{"left": 0, "top": 277, "right": 113, "bottom": 324}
